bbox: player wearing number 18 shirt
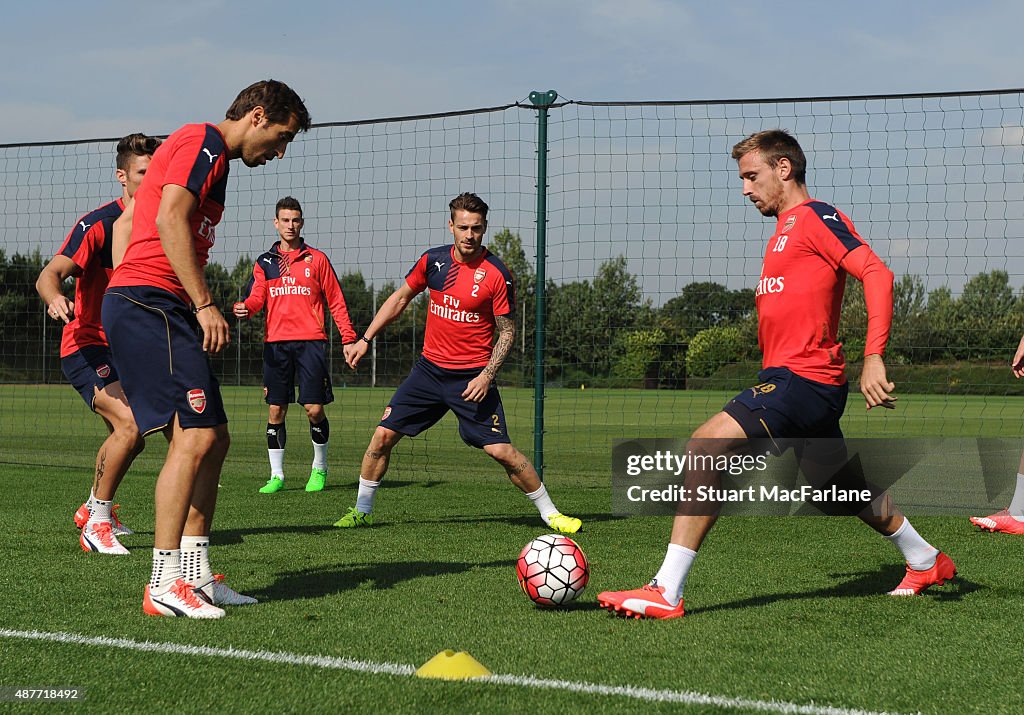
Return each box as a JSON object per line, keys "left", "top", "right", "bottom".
{"left": 332, "top": 192, "right": 581, "bottom": 534}
{"left": 598, "top": 130, "right": 954, "bottom": 620}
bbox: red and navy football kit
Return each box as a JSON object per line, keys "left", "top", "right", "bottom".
{"left": 381, "top": 245, "right": 516, "bottom": 447}
{"left": 102, "top": 123, "right": 230, "bottom": 434}
{"left": 241, "top": 240, "right": 358, "bottom": 406}
{"left": 723, "top": 200, "right": 893, "bottom": 441}
{"left": 56, "top": 198, "right": 124, "bottom": 408}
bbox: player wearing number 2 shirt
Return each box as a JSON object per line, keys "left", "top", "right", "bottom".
{"left": 598, "top": 130, "right": 954, "bottom": 621}
{"left": 332, "top": 192, "right": 581, "bottom": 535}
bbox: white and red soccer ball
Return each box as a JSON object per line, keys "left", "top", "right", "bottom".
{"left": 516, "top": 534, "right": 589, "bottom": 607}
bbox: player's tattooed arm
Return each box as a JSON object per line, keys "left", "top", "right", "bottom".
{"left": 462, "top": 315, "right": 515, "bottom": 402}
{"left": 481, "top": 315, "right": 515, "bottom": 380}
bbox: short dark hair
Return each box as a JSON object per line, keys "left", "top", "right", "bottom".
{"left": 731, "top": 129, "right": 807, "bottom": 184}
{"left": 449, "top": 192, "right": 489, "bottom": 220}
{"left": 115, "top": 133, "right": 160, "bottom": 171}
{"left": 225, "top": 79, "right": 311, "bottom": 133}
{"left": 275, "top": 196, "right": 303, "bottom": 217}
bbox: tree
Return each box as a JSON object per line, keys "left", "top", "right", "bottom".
{"left": 662, "top": 281, "right": 754, "bottom": 336}
{"left": 546, "top": 279, "right": 596, "bottom": 384}
{"left": 0, "top": 249, "right": 61, "bottom": 381}
{"left": 838, "top": 276, "right": 867, "bottom": 362}
{"left": 889, "top": 274, "right": 929, "bottom": 363}
{"left": 545, "top": 256, "right": 648, "bottom": 383}
{"left": 204, "top": 260, "right": 255, "bottom": 384}
{"left": 612, "top": 327, "right": 667, "bottom": 383}
{"left": 686, "top": 325, "right": 747, "bottom": 378}
{"left": 489, "top": 229, "right": 535, "bottom": 297}
{"left": 489, "top": 228, "right": 535, "bottom": 384}
{"left": 955, "top": 270, "right": 1019, "bottom": 359}
{"left": 925, "top": 286, "right": 958, "bottom": 360}
{"left": 592, "top": 256, "right": 650, "bottom": 376}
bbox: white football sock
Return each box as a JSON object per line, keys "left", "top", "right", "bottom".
{"left": 1008, "top": 473, "right": 1024, "bottom": 520}
{"left": 525, "top": 484, "right": 560, "bottom": 521}
{"left": 884, "top": 518, "right": 939, "bottom": 570}
{"left": 312, "top": 442, "right": 329, "bottom": 471}
{"left": 268, "top": 449, "right": 285, "bottom": 479}
{"left": 652, "top": 543, "right": 697, "bottom": 606}
{"left": 87, "top": 497, "right": 112, "bottom": 528}
{"left": 150, "top": 549, "right": 182, "bottom": 593}
{"left": 180, "top": 535, "right": 213, "bottom": 587}
{"left": 356, "top": 477, "right": 380, "bottom": 513}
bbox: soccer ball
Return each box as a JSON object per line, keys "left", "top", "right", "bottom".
{"left": 516, "top": 534, "right": 589, "bottom": 607}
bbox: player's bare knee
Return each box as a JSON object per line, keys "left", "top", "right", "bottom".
{"left": 691, "top": 422, "right": 726, "bottom": 444}
{"left": 176, "top": 425, "right": 228, "bottom": 459}
{"left": 685, "top": 434, "right": 721, "bottom": 460}
{"left": 369, "top": 426, "right": 400, "bottom": 454}
{"left": 492, "top": 447, "right": 539, "bottom": 491}
{"left": 304, "top": 404, "right": 325, "bottom": 422}
{"left": 113, "top": 421, "right": 144, "bottom": 456}
{"left": 485, "top": 443, "right": 524, "bottom": 470}
{"left": 212, "top": 426, "right": 231, "bottom": 458}
{"left": 689, "top": 412, "right": 745, "bottom": 454}
{"left": 129, "top": 432, "right": 146, "bottom": 457}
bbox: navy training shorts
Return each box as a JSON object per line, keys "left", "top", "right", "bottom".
{"left": 379, "top": 356, "right": 510, "bottom": 448}
{"left": 61, "top": 344, "right": 120, "bottom": 411}
{"left": 101, "top": 286, "right": 228, "bottom": 435}
{"left": 722, "top": 366, "right": 848, "bottom": 444}
{"left": 262, "top": 340, "right": 333, "bottom": 406}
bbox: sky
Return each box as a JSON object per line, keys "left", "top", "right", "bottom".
{"left": 4, "top": 0, "right": 1024, "bottom": 301}
{"left": 3, "top": 0, "right": 1024, "bottom": 143}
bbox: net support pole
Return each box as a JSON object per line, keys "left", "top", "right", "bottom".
{"left": 529, "top": 90, "right": 557, "bottom": 481}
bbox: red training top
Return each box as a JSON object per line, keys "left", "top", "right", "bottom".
{"left": 55, "top": 198, "right": 124, "bottom": 357}
{"left": 755, "top": 199, "right": 893, "bottom": 385}
{"left": 241, "top": 240, "right": 357, "bottom": 343}
{"left": 405, "top": 245, "right": 515, "bottom": 369}
{"left": 109, "top": 123, "right": 229, "bottom": 304}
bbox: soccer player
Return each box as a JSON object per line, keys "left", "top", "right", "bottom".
{"left": 598, "top": 130, "right": 955, "bottom": 619}
{"left": 969, "top": 334, "right": 1024, "bottom": 534}
{"left": 102, "top": 80, "right": 311, "bottom": 619}
{"left": 333, "top": 192, "right": 581, "bottom": 534}
{"left": 36, "top": 133, "right": 160, "bottom": 556}
{"left": 233, "top": 196, "right": 358, "bottom": 494}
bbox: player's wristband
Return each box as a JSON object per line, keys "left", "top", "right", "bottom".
{"left": 194, "top": 302, "right": 216, "bottom": 314}
{"left": 360, "top": 335, "right": 373, "bottom": 344}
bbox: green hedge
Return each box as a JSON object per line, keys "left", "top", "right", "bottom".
{"left": 686, "top": 326, "right": 747, "bottom": 378}
{"left": 688, "top": 361, "right": 1024, "bottom": 396}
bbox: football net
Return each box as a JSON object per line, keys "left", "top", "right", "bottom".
{"left": 2, "top": 89, "right": 1023, "bottom": 481}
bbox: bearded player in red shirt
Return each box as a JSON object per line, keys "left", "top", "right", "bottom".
{"left": 598, "top": 130, "right": 955, "bottom": 619}
{"left": 234, "top": 196, "right": 358, "bottom": 494}
{"left": 333, "top": 192, "right": 581, "bottom": 534}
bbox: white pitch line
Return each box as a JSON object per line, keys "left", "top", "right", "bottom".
{"left": 483, "top": 673, "right": 915, "bottom": 715}
{"left": 0, "top": 629, "right": 413, "bottom": 677}
{"left": 1, "top": 629, "right": 913, "bottom": 715}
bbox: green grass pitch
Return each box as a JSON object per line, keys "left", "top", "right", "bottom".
{"left": 2, "top": 385, "right": 1023, "bottom": 713}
